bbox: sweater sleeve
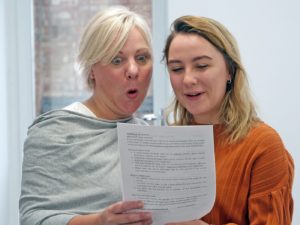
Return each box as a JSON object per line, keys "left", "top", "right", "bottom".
{"left": 19, "top": 125, "right": 78, "bottom": 225}
{"left": 247, "top": 131, "right": 294, "bottom": 225}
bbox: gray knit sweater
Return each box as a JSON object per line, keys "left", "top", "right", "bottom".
{"left": 19, "top": 109, "right": 146, "bottom": 225}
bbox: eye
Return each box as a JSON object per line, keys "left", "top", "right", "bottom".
{"left": 196, "top": 64, "right": 208, "bottom": 70}
{"left": 111, "top": 56, "right": 123, "bottom": 65}
{"left": 136, "top": 54, "right": 149, "bottom": 64}
{"left": 169, "top": 67, "right": 183, "bottom": 73}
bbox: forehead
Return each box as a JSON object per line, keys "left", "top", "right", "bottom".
{"left": 169, "top": 33, "right": 221, "bottom": 60}
{"left": 121, "top": 27, "right": 150, "bottom": 52}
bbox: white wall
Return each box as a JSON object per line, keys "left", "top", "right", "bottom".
{"left": 0, "top": 0, "right": 35, "bottom": 224}
{"left": 166, "top": 0, "right": 300, "bottom": 224}
{"left": 0, "top": 0, "right": 9, "bottom": 223}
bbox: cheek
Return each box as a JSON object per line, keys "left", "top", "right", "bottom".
{"left": 171, "top": 78, "right": 184, "bottom": 95}
{"left": 141, "top": 67, "right": 153, "bottom": 85}
{"left": 144, "top": 66, "right": 153, "bottom": 77}
{"left": 209, "top": 68, "right": 229, "bottom": 88}
{"left": 145, "top": 68, "right": 153, "bottom": 80}
{"left": 94, "top": 76, "right": 109, "bottom": 88}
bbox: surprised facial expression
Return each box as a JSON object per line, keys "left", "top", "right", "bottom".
{"left": 91, "top": 28, "right": 152, "bottom": 120}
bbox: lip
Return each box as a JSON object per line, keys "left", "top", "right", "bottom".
{"left": 126, "top": 88, "right": 139, "bottom": 99}
{"left": 184, "top": 91, "right": 205, "bottom": 100}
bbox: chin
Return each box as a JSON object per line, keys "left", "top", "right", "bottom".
{"left": 122, "top": 106, "right": 140, "bottom": 116}
{"left": 188, "top": 110, "right": 208, "bottom": 119}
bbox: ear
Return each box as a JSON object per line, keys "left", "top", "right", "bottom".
{"left": 90, "top": 67, "right": 95, "bottom": 79}
{"left": 227, "top": 72, "right": 231, "bottom": 80}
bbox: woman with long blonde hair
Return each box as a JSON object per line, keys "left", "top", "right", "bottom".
{"left": 164, "top": 15, "right": 294, "bottom": 225}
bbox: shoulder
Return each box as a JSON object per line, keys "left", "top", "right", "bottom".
{"left": 29, "top": 109, "right": 89, "bottom": 129}
{"left": 25, "top": 110, "right": 84, "bottom": 142}
{"left": 27, "top": 109, "right": 112, "bottom": 139}
{"left": 247, "top": 122, "right": 284, "bottom": 148}
{"left": 237, "top": 122, "right": 293, "bottom": 174}
{"left": 250, "top": 122, "right": 280, "bottom": 137}
{"left": 29, "top": 109, "right": 74, "bottom": 127}
{"left": 247, "top": 121, "right": 293, "bottom": 174}
{"left": 246, "top": 123, "right": 294, "bottom": 196}
{"left": 246, "top": 122, "right": 289, "bottom": 159}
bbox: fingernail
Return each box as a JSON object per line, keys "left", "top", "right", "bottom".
{"left": 138, "top": 201, "right": 144, "bottom": 207}
{"left": 145, "top": 212, "right": 152, "bottom": 218}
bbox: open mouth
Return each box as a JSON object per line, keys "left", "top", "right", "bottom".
{"left": 128, "top": 89, "right": 138, "bottom": 94}
{"left": 185, "top": 92, "right": 203, "bottom": 97}
{"left": 127, "top": 88, "right": 138, "bottom": 99}
{"left": 186, "top": 93, "right": 201, "bottom": 97}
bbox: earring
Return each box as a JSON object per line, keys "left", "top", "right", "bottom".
{"left": 226, "top": 80, "right": 232, "bottom": 91}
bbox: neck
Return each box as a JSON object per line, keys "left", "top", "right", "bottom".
{"left": 192, "top": 116, "right": 219, "bottom": 125}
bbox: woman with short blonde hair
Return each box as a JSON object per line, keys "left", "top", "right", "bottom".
{"left": 20, "top": 6, "right": 153, "bottom": 225}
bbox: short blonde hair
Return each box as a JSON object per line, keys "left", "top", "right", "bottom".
{"left": 164, "top": 16, "right": 260, "bottom": 143}
{"left": 76, "top": 6, "right": 152, "bottom": 89}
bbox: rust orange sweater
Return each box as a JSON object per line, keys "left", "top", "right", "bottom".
{"left": 202, "top": 122, "right": 294, "bottom": 225}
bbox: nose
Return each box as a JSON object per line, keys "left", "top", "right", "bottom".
{"left": 183, "top": 71, "right": 197, "bottom": 86}
{"left": 126, "top": 59, "right": 139, "bottom": 80}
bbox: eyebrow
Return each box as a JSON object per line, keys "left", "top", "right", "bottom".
{"left": 118, "top": 48, "right": 150, "bottom": 55}
{"left": 168, "top": 55, "right": 212, "bottom": 65}
{"left": 136, "top": 48, "right": 151, "bottom": 53}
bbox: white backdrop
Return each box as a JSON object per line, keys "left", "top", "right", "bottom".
{"left": 0, "top": 0, "right": 34, "bottom": 224}
{"left": 165, "top": 0, "right": 300, "bottom": 224}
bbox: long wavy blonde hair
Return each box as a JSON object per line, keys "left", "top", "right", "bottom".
{"left": 163, "top": 16, "right": 260, "bottom": 143}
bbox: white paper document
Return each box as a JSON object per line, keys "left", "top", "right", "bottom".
{"left": 117, "top": 123, "right": 216, "bottom": 225}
